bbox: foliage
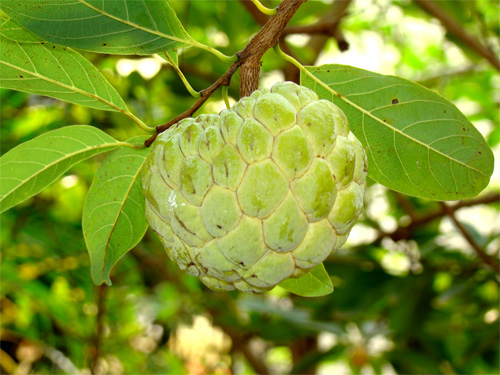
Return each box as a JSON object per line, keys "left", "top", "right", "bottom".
{"left": 0, "top": 0, "right": 498, "bottom": 374}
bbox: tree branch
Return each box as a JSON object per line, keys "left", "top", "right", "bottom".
{"left": 413, "top": 0, "right": 500, "bottom": 71}
{"left": 440, "top": 202, "right": 500, "bottom": 275}
{"left": 145, "top": 0, "right": 307, "bottom": 147}
{"left": 91, "top": 284, "right": 107, "bottom": 375}
{"left": 376, "top": 192, "right": 500, "bottom": 253}
{"left": 238, "top": 0, "right": 308, "bottom": 96}
{"left": 145, "top": 61, "right": 239, "bottom": 147}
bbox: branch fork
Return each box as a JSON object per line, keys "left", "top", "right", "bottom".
{"left": 145, "top": 0, "right": 308, "bottom": 147}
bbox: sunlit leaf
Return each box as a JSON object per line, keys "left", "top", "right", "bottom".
{"left": 0, "top": 0, "right": 194, "bottom": 55}
{"left": 0, "top": 18, "right": 129, "bottom": 112}
{"left": 279, "top": 263, "right": 333, "bottom": 297}
{"left": 301, "top": 65, "right": 494, "bottom": 200}
{"left": 83, "top": 137, "right": 151, "bottom": 286}
{"left": 0, "top": 126, "right": 119, "bottom": 213}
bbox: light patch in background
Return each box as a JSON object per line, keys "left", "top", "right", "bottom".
{"left": 286, "top": 34, "right": 311, "bottom": 48}
{"left": 347, "top": 224, "right": 378, "bottom": 246}
{"left": 169, "top": 315, "right": 231, "bottom": 372}
{"left": 317, "top": 360, "right": 352, "bottom": 375}
{"left": 137, "top": 58, "right": 163, "bottom": 80}
{"left": 60, "top": 175, "right": 78, "bottom": 189}
{"left": 490, "top": 144, "right": 500, "bottom": 190}
{"left": 454, "top": 97, "right": 482, "bottom": 117}
{"left": 260, "top": 70, "right": 285, "bottom": 89}
{"left": 206, "top": 27, "right": 229, "bottom": 47}
{"left": 438, "top": 204, "right": 500, "bottom": 256}
{"left": 317, "top": 31, "right": 400, "bottom": 75}
{"left": 204, "top": 98, "right": 237, "bottom": 114}
{"left": 472, "top": 118, "right": 495, "bottom": 139}
{"left": 484, "top": 309, "right": 499, "bottom": 324}
{"left": 380, "top": 238, "right": 422, "bottom": 276}
{"left": 116, "top": 55, "right": 166, "bottom": 80}
{"left": 115, "top": 59, "right": 135, "bottom": 77}
{"left": 318, "top": 332, "right": 338, "bottom": 352}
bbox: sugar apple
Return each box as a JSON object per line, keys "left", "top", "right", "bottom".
{"left": 142, "top": 82, "right": 367, "bottom": 293}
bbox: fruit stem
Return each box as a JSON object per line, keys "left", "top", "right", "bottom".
{"left": 222, "top": 85, "right": 231, "bottom": 109}
{"left": 127, "top": 112, "right": 156, "bottom": 133}
{"left": 192, "top": 41, "right": 237, "bottom": 63}
{"left": 164, "top": 53, "right": 201, "bottom": 99}
{"left": 250, "top": 0, "right": 278, "bottom": 16}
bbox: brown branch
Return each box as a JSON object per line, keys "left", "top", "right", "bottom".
{"left": 284, "top": 0, "right": 352, "bottom": 82}
{"left": 225, "top": 330, "right": 270, "bottom": 375}
{"left": 145, "top": 62, "right": 239, "bottom": 147}
{"left": 413, "top": 0, "right": 500, "bottom": 71}
{"left": 282, "top": 19, "right": 345, "bottom": 36}
{"left": 441, "top": 202, "right": 500, "bottom": 275}
{"left": 91, "top": 284, "right": 107, "bottom": 375}
{"left": 240, "top": 0, "right": 303, "bottom": 83}
{"left": 377, "top": 192, "right": 500, "bottom": 242}
{"left": 238, "top": 0, "right": 308, "bottom": 96}
{"left": 145, "top": 0, "right": 307, "bottom": 147}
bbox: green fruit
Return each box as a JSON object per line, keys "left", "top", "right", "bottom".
{"left": 142, "top": 82, "right": 367, "bottom": 293}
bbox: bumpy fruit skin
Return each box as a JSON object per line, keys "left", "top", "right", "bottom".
{"left": 142, "top": 82, "right": 367, "bottom": 293}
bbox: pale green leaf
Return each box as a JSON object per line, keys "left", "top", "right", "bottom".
{"left": 83, "top": 137, "right": 151, "bottom": 286}
{"left": 0, "top": 126, "right": 119, "bottom": 213}
{"left": 0, "top": 0, "right": 193, "bottom": 55}
{"left": 301, "top": 65, "right": 494, "bottom": 200}
{"left": 0, "top": 17, "right": 129, "bottom": 112}
{"left": 279, "top": 263, "right": 333, "bottom": 297}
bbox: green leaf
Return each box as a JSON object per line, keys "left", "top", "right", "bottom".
{"left": 0, "top": 18, "right": 129, "bottom": 112}
{"left": 279, "top": 263, "right": 333, "bottom": 297}
{"left": 0, "top": 0, "right": 194, "bottom": 55}
{"left": 300, "top": 65, "right": 494, "bottom": 200}
{"left": 83, "top": 137, "right": 151, "bottom": 286}
{"left": 0, "top": 126, "right": 119, "bottom": 214}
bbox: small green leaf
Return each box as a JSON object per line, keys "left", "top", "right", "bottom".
{"left": 0, "top": 18, "right": 129, "bottom": 112}
{"left": 83, "top": 137, "right": 151, "bottom": 286}
{"left": 0, "top": 0, "right": 194, "bottom": 55}
{"left": 279, "top": 263, "right": 333, "bottom": 297}
{"left": 0, "top": 126, "right": 119, "bottom": 214}
{"left": 301, "top": 64, "right": 494, "bottom": 200}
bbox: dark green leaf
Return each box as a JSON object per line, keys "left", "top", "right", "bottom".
{"left": 0, "top": 0, "right": 193, "bottom": 55}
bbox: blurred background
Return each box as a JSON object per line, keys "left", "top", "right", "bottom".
{"left": 1, "top": 0, "right": 499, "bottom": 374}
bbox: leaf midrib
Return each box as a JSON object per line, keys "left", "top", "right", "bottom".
{"left": 307, "top": 68, "right": 488, "bottom": 176}
{"left": 0, "top": 57, "right": 127, "bottom": 113}
{"left": 0, "top": 141, "right": 120, "bottom": 210}
{"left": 96, "top": 154, "right": 147, "bottom": 282}
{"left": 76, "top": 0, "right": 193, "bottom": 47}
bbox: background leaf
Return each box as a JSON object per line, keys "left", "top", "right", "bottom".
{"left": 0, "top": 18, "right": 129, "bottom": 112}
{"left": 279, "top": 263, "right": 333, "bottom": 297}
{"left": 83, "top": 137, "right": 151, "bottom": 286}
{"left": 300, "top": 65, "right": 494, "bottom": 201}
{"left": 0, "top": 126, "right": 119, "bottom": 213}
{"left": 0, "top": 0, "right": 194, "bottom": 55}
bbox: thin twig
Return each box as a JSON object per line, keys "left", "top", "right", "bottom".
{"left": 91, "top": 284, "right": 107, "bottom": 375}
{"left": 376, "top": 192, "right": 500, "bottom": 243}
{"left": 413, "top": 0, "right": 500, "bottom": 71}
{"left": 440, "top": 202, "right": 500, "bottom": 275}
{"left": 145, "top": 61, "right": 239, "bottom": 147}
